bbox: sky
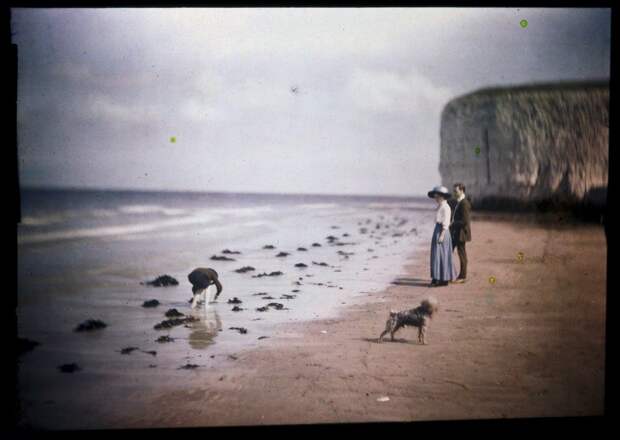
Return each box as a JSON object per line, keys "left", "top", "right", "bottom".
{"left": 11, "top": 8, "right": 611, "bottom": 196}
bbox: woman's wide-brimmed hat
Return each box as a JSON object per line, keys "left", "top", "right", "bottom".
{"left": 427, "top": 185, "right": 451, "bottom": 199}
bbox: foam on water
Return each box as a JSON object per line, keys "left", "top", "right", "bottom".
{"left": 18, "top": 215, "right": 220, "bottom": 245}
{"left": 297, "top": 203, "right": 339, "bottom": 209}
{"left": 117, "top": 204, "right": 169, "bottom": 215}
{"left": 116, "top": 205, "right": 189, "bottom": 217}
{"left": 21, "top": 215, "right": 67, "bottom": 226}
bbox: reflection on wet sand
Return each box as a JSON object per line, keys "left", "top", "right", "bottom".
{"left": 187, "top": 305, "right": 222, "bottom": 350}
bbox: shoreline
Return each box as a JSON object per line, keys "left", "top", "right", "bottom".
{"left": 18, "top": 217, "right": 606, "bottom": 429}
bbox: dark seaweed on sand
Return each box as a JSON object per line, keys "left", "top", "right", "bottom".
{"left": 142, "top": 299, "right": 160, "bottom": 308}
{"left": 229, "top": 327, "right": 248, "bottom": 334}
{"left": 165, "top": 308, "right": 184, "bottom": 318}
{"left": 211, "top": 255, "right": 236, "bottom": 261}
{"left": 311, "top": 243, "right": 322, "bottom": 247}
{"left": 179, "top": 364, "right": 200, "bottom": 370}
{"left": 231, "top": 306, "right": 244, "bottom": 312}
{"left": 153, "top": 318, "right": 185, "bottom": 330}
{"left": 294, "top": 263, "right": 308, "bottom": 268}
{"left": 227, "top": 297, "right": 242, "bottom": 304}
{"left": 156, "top": 335, "right": 175, "bottom": 343}
{"left": 276, "top": 252, "right": 290, "bottom": 257}
{"left": 74, "top": 319, "right": 107, "bottom": 332}
{"left": 297, "top": 247, "right": 307, "bottom": 251}
{"left": 312, "top": 261, "right": 329, "bottom": 267}
{"left": 267, "top": 302, "right": 285, "bottom": 310}
{"left": 222, "top": 249, "right": 242, "bottom": 254}
{"left": 235, "top": 266, "right": 256, "bottom": 273}
{"left": 141, "top": 275, "right": 179, "bottom": 287}
{"left": 252, "top": 271, "right": 284, "bottom": 278}
{"left": 142, "top": 350, "right": 157, "bottom": 356}
{"left": 262, "top": 245, "right": 276, "bottom": 249}
{"left": 154, "top": 316, "right": 198, "bottom": 330}
{"left": 120, "top": 347, "right": 139, "bottom": 355}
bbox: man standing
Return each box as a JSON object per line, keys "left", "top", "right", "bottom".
{"left": 449, "top": 183, "right": 472, "bottom": 283}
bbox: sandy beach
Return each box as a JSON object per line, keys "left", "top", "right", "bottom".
{"left": 75, "top": 216, "right": 604, "bottom": 428}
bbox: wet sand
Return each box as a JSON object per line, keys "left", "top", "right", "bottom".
{"left": 19, "top": 217, "right": 606, "bottom": 428}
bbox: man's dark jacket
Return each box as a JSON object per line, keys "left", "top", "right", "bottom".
{"left": 449, "top": 197, "right": 472, "bottom": 243}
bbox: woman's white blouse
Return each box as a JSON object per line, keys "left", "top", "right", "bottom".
{"left": 435, "top": 200, "right": 452, "bottom": 231}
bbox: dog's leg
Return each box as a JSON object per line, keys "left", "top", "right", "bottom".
{"left": 417, "top": 327, "right": 422, "bottom": 343}
{"left": 378, "top": 320, "right": 391, "bottom": 343}
{"left": 378, "top": 331, "right": 386, "bottom": 343}
{"left": 390, "top": 324, "right": 400, "bottom": 342}
{"left": 420, "top": 325, "right": 427, "bottom": 345}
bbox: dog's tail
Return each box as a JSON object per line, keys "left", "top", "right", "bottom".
{"left": 421, "top": 296, "right": 439, "bottom": 316}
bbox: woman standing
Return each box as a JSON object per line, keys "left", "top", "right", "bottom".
{"left": 428, "top": 186, "right": 458, "bottom": 287}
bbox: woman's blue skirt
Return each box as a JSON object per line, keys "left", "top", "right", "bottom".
{"left": 430, "top": 223, "right": 458, "bottom": 282}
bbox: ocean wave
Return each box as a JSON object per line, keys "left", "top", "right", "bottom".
{"left": 201, "top": 206, "right": 273, "bottom": 217}
{"left": 366, "top": 202, "right": 434, "bottom": 210}
{"left": 90, "top": 209, "right": 118, "bottom": 218}
{"left": 297, "top": 203, "right": 339, "bottom": 210}
{"left": 117, "top": 204, "right": 187, "bottom": 216}
{"left": 21, "top": 215, "right": 67, "bottom": 226}
{"left": 240, "top": 220, "right": 268, "bottom": 227}
{"left": 18, "top": 215, "right": 218, "bottom": 245}
{"left": 161, "top": 208, "right": 187, "bottom": 216}
{"left": 97, "top": 218, "right": 270, "bottom": 243}
{"left": 20, "top": 205, "right": 185, "bottom": 227}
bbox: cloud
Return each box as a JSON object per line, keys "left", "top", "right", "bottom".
{"left": 346, "top": 67, "right": 452, "bottom": 114}
{"left": 50, "top": 61, "right": 91, "bottom": 82}
{"left": 11, "top": 7, "right": 611, "bottom": 195}
{"left": 84, "top": 93, "right": 164, "bottom": 124}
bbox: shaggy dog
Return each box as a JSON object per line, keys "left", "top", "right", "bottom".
{"left": 378, "top": 297, "right": 439, "bottom": 344}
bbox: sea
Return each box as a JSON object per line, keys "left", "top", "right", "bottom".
{"left": 17, "top": 188, "right": 435, "bottom": 427}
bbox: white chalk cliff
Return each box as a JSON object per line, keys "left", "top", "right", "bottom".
{"left": 439, "top": 81, "right": 608, "bottom": 208}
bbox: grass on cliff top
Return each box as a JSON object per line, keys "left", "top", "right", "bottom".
{"left": 450, "top": 79, "right": 609, "bottom": 103}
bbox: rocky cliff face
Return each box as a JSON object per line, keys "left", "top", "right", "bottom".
{"left": 439, "top": 82, "right": 608, "bottom": 210}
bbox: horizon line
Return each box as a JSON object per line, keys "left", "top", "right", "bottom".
{"left": 19, "top": 184, "right": 430, "bottom": 200}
